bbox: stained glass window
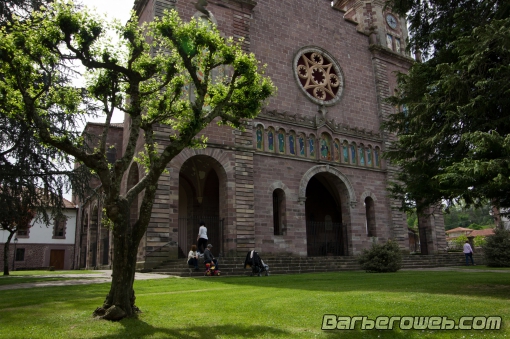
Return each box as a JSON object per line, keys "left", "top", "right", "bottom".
{"left": 343, "top": 141, "right": 349, "bottom": 163}
{"left": 359, "top": 145, "right": 365, "bottom": 166}
{"left": 289, "top": 134, "right": 296, "bottom": 155}
{"left": 298, "top": 135, "right": 305, "bottom": 156}
{"left": 256, "top": 126, "right": 263, "bottom": 150}
{"left": 268, "top": 129, "right": 274, "bottom": 152}
{"left": 278, "top": 130, "right": 285, "bottom": 153}
{"left": 367, "top": 147, "right": 373, "bottom": 166}
{"left": 350, "top": 143, "right": 357, "bottom": 164}
{"left": 309, "top": 137, "right": 315, "bottom": 158}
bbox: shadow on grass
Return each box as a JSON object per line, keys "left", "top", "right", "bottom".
{"left": 195, "top": 271, "right": 510, "bottom": 300}
{"left": 99, "top": 320, "right": 291, "bottom": 339}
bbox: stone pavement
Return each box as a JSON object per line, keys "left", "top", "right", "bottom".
{"left": 0, "top": 270, "right": 173, "bottom": 291}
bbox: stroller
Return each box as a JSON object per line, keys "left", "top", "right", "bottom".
{"left": 244, "top": 250, "right": 269, "bottom": 276}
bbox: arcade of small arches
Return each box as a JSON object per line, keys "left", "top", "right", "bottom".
{"left": 254, "top": 124, "right": 381, "bottom": 168}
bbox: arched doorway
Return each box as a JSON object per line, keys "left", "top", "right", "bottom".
{"left": 178, "top": 155, "right": 225, "bottom": 258}
{"left": 305, "top": 172, "right": 349, "bottom": 256}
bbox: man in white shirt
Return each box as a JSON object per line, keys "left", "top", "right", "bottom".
{"left": 197, "top": 221, "right": 208, "bottom": 254}
{"left": 463, "top": 240, "right": 475, "bottom": 266}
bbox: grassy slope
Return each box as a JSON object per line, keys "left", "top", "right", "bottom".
{"left": 0, "top": 271, "right": 508, "bottom": 339}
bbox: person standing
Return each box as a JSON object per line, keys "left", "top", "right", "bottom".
{"left": 463, "top": 240, "right": 475, "bottom": 266}
{"left": 197, "top": 221, "right": 208, "bottom": 254}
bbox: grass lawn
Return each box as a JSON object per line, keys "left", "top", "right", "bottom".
{"left": 0, "top": 271, "right": 508, "bottom": 339}
{"left": 452, "top": 265, "right": 510, "bottom": 271}
{"left": 4, "top": 270, "right": 100, "bottom": 276}
{"left": 0, "top": 270, "right": 102, "bottom": 287}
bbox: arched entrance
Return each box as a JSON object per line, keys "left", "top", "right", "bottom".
{"left": 301, "top": 166, "right": 354, "bottom": 256}
{"left": 178, "top": 155, "right": 225, "bottom": 258}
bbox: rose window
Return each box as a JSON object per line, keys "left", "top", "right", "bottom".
{"left": 293, "top": 47, "right": 344, "bottom": 106}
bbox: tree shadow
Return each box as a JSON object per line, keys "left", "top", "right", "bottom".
{"left": 98, "top": 319, "right": 290, "bottom": 339}
{"left": 198, "top": 271, "right": 510, "bottom": 300}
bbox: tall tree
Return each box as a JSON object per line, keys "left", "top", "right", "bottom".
{"left": 0, "top": 1, "right": 274, "bottom": 319}
{"left": 383, "top": 0, "right": 510, "bottom": 215}
{"left": 0, "top": 0, "right": 86, "bottom": 275}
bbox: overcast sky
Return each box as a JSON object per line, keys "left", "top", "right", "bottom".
{"left": 82, "top": 0, "right": 134, "bottom": 23}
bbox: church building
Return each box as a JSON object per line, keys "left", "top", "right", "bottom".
{"left": 74, "top": 0, "right": 446, "bottom": 269}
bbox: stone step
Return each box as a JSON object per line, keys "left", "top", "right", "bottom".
{"left": 144, "top": 253, "right": 470, "bottom": 277}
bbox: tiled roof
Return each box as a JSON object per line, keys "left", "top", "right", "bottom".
{"left": 469, "top": 228, "right": 495, "bottom": 237}
{"left": 445, "top": 227, "right": 472, "bottom": 233}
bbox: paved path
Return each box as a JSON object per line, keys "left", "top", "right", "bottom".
{"left": 0, "top": 270, "right": 173, "bottom": 291}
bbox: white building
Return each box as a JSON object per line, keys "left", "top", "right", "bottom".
{"left": 0, "top": 199, "right": 78, "bottom": 270}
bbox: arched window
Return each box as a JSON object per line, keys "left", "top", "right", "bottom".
{"left": 289, "top": 132, "right": 296, "bottom": 155}
{"left": 374, "top": 147, "right": 381, "bottom": 167}
{"left": 273, "top": 189, "right": 286, "bottom": 236}
{"left": 298, "top": 134, "right": 306, "bottom": 157}
{"left": 267, "top": 128, "right": 275, "bottom": 152}
{"left": 358, "top": 143, "right": 365, "bottom": 166}
{"left": 309, "top": 135, "right": 316, "bottom": 158}
{"left": 342, "top": 141, "right": 349, "bottom": 163}
{"left": 350, "top": 142, "right": 357, "bottom": 164}
{"left": 320, "top": 133, "right": 332, "bottom": 160}
{"left": 366, "top": 146, "right": 373, "bottom": 167}
{"left": 277, "top": 129, "right": 286, "bottom": 154}
{"left": 255, "top": 125, "right": 264, "bottom": 151}
{"left": 365, "top": 197, "right": 376, "bottom": 237}
{"left": 334, "top": 139, "right": 341, "bottom": 162}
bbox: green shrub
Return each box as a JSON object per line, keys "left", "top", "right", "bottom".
{"left": 482, "top": 228, "right": 510, "bottom": 267}
{"left": 358, "top": 240, "right": 402, "bottom": 273}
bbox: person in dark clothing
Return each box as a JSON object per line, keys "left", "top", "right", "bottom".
{"left": 204, "top": 244, "right": 219, "bottom": 270}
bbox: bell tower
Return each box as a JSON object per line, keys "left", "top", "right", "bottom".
{"left": 331, "top": 0, "right": 409, "bottom": 57}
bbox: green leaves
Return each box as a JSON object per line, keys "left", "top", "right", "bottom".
{"left": 384, "top": 0, "right": 510, "bottom": 213}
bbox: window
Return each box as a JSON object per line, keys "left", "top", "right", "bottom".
{"left": 268, "top": 128, "right": 275, "bottom": 152}
{"left": 15, "top": 248, "right": 25, "bottom": 261}
{"left": 359, "top": 144, "right": 365, "bottom": 166}
{"left": 106, "top": 146, "right": 117, "bottom": 164}
{"left": 17, "top": 227, "right": 29, "bottom": 237}
{"left": 365, "top": 197, "right": 376, "bottom": 237}
{"left": 386, "top": 34, "right": 393, "bottom": 50}
{"left": 278, "top": 129, "right": 286, "bottom": 154}
{"left": 309, "top": 136, "right": 316, "bottom": 158}
{"left": 273, "top": 189, "right": 286, "bottom": 236}
{"left": 289, "top": 133, "right": 296, "bottom": 155}
{"left": 256, "top": 125, "right": 264, "bottom": 151}
{"left": 342, "top": 141, "right": 349, "bottom": 163}
{"left": 374, "top": 147, "right": 381, "bottom": 167}
{"left": 395, "top": 38, "right": 401, "bottom": 53}
{"left": 298, "top": 134, "right": 306, "bottom": 156}
{"left": 53, "top": 217, "right": 67, "bottom": 239}
{"left": 350, "top": 143, "right": 357, "bottom": 164}
{"left": 367, "top": 147, "right": 373, "bottom": 167}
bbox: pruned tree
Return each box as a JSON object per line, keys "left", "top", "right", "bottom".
{"left": 0, "top": 1, "right": 274, "bottom": 320}
{"left": 383, "top": 0, "right": 510, "bottom": 217}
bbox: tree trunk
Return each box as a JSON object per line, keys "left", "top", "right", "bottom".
{"left": 92, "top": 201, "right": 143, "bottom": 320}
{"left": 2, "top": 231, "right": 15, "bottom": 276}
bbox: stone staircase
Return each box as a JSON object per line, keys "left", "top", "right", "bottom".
{"left": 145, "top": 253, "right": 471, "bottom": 277}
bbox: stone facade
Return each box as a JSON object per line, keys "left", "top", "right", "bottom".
{"left": 75, "top": 0, "right": 446, "bottom": 268}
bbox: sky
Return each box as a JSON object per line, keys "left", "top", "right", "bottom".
{"left": 82, "top": 0, "right": 133, "bottom": 25}
{"left": 62, "top": 1, "right": 134, "bottom": 201}
{"left": 80, "top": 0, "right": 134, "bottom": 124}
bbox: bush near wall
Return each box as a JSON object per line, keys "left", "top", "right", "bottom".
{"left": 483, "top": 228, "right": 510, "bottom": 267}
{"left": 358, "top": 240, "right": 402, "bottom": 273}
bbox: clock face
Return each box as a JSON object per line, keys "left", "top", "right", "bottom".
{"left": 386, "top": 14, "right": 397, "bottom": 29}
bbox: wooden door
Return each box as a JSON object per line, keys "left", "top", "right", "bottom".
{"left": 50, "top": 250, "right": 65, "bottom": 270}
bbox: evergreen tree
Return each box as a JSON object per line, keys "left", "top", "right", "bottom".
{"left": 383, "top": 0, "right": 510, "bottom": 216}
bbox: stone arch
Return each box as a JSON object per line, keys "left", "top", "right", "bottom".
{"left": 170, "top": 148, "right": 233, "bottom": 256}
{"left": 360, "top": 190, "right": 377, "bottom": 202}
{"left": 299, "top": 165, "right": 356, "bottom": 207}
